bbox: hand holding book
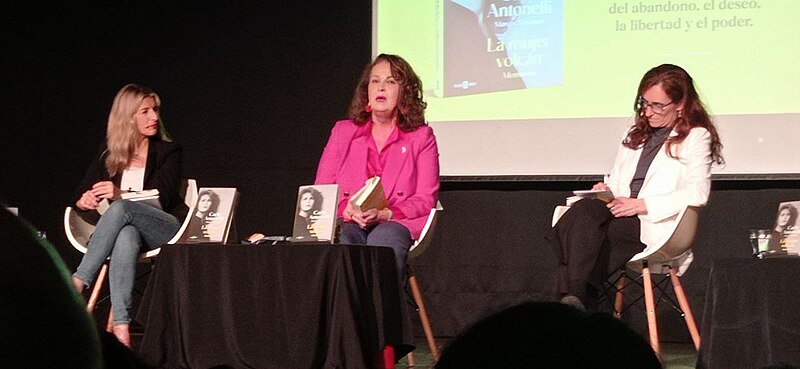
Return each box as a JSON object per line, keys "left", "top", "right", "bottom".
{"left": 349, "top": 176, "right": 387, "bottom": 212}
{"left": 347, "top": 176, "right": 391, "bottom": 228}
{"left": 96, "top": 189, "right": 161, "bottom": 215}
{"left": 572, "top": 189, "right": 614, "bottom": 203}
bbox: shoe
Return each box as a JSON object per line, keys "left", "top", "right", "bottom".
{"left": 560, "top": 295, "right": 585, "bottom": 311}
{"left": 112, "top": 324, "right": 131, "bottom": 348}
{"left": 72, "top": 276, "right": 85, "bottom": 293}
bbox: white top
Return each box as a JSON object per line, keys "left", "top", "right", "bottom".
{"left": 120, "top": 167, "right": 145, "bottom": 192}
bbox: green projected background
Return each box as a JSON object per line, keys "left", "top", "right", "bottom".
{"left": 376, "top": 0, "right": 799, "bottom": 122}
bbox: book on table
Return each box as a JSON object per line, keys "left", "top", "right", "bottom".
{"left": 349, "top": 176, "right": 387, "bottom": 212}
{"left": 290, "top": 184, "right": 339, "bottom": 243}
{"left": 767, "top": 200, "right": 800, "bottom": 256}
{"left": 181, "top": 187, "right": 240, "bottom": 244}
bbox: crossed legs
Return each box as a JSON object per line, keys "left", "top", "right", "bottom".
{"left": 547, "top": 198, "right": 645, "bottom": 310}
{"left": 72, "top": 201, "right": 179, "bottom": 346}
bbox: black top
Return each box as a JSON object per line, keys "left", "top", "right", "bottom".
{"left": 71, "top": 139, "right": 188, "bottom": 220}
{"left": 292, "top": 214, "right": 317, "bottom": 241}
{"left": 629, "top": 127, "right": 671, "bottom": 198}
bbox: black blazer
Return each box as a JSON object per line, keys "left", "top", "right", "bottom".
{"left": 71, "top": 139, "right": 188, "bottom": 221}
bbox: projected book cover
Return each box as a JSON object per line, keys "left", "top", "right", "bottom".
{"left": 439, "top": 0, "right": 563, "bottom": 97}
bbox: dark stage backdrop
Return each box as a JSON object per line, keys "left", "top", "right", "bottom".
{"left": 3, "top": 2, "right": 799, "bottom": 344}
{"left": 413, "top": 182, "right": 800, "bottom": 340}
{"left": 1, "top": 2, "right": 371, "bottom": 268}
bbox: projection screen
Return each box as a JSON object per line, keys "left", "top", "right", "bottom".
{"left": 372, "top": 0, "right": 800, "bottom": 179}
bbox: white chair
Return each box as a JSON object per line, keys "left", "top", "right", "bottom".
{"left": 64, "top": 179, "right": 198, "bottom": 329}
{"left": 405, "top": 200, "right": 443, "bottom": 366}
{"left": 551, "top": 204, "right": 702, "bottom": 358}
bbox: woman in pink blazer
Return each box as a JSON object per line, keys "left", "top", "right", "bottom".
{"left": 316, "top": 54, "right": 440, "bottom": 277}
{"left": 548, "top": 64, "right": 724, "bottom": 311}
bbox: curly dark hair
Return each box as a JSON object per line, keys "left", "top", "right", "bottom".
{"left": 627, "top": 64, "right": 724, "bottom": 165}
{"left": 196, "top": 189, "right": 220, "bottom": 215}
{"left": 297, "top": 187, "right": 323, "bottom": 215}
{"left": 776, "top": 204, "right": 799, "bottom": 230}
{"left": 347, "top": 54, "right": 427, "bottom": 132}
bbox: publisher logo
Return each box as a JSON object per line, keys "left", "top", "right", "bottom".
{"left": 454, "top": 80, "right": 477, "bottom": 90}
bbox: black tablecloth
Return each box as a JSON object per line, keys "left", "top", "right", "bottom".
{"left": 696, "top": 257, "right": 800, "bottom": 369}
{"left": 136, "top": 243, "right": 414, "bottom": 369}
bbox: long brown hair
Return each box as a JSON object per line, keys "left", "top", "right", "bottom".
{"left": 627, "top": 64, "right": 724, "bottom": 165}
{"left": 347, "top": 54, "right": 427, "bottom": 132}
{"left": 105, "top": 84, "right": 171, "bottom": 176}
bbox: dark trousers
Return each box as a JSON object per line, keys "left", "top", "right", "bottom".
{"left": 340, "top": 221, "right": 413, "bottom": 281}
{"left": 546, "top": 199, "right": 646, "bottom": 308}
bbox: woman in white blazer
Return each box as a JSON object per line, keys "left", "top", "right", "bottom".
{"left": 547, "top": 64, "right": 724, "bottom": 310}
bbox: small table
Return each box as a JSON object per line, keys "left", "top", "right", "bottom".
{"left": 696, "top": 257, "right": 800, "bottom": 368}
{"left": 136, "top": 243, "right": 414, "bottom": 369}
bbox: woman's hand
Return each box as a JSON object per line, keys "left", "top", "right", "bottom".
{"left": 90, "top": 181, "right": 121, "bottom": 200}
{"left": 607, "top": 197, "right": 647, "bottom": 218}
{"left": 343, "top": 202, "right": 356, "bottom": 222}
{"left": 592, "top": 182, "right": 610, "bottom": 191}
{"left": 76, "top": 190, "right": 100, "bottom": 211}
{"left": 349, "top": 207, "right": 392, "bottom": 229}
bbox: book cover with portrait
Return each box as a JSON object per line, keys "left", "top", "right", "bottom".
{"left": 291, "top": 184, "right": 339, "bottom": 243}
{"left": 436, "top": 0, "right": 564, "bottom": 97}
{"left": 770, "top": 200, "right": 800, "bottom": 255}
{"left": 181, "top": 187, "right": 239, "bottom": 244}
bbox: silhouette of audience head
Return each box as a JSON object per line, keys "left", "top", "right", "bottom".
{"left": 1, "top": 207, "right": 149, "bottom": 368}
{"left": 435, "top": 301, "right": 661, "bottom": 369}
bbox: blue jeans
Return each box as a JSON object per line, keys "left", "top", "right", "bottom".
{"left": 73, "top": 200, "right": 179, "bottom": 325}
{"left": 340, "top": 221, "right": 413, "bottom": 281}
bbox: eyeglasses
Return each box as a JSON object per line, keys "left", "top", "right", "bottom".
{"left": 637, "top": 96, "right": 673, "bottom": 114}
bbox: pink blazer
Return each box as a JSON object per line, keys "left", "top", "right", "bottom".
{"left": 315, "top": 120, "right": 440, "bottom": 239}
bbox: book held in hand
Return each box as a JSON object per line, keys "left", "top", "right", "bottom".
{"left": 571, "top": 189, "right": 614, "bottom": 204}
{"left": 349, "top": 176, "right": 387, "bottom": 212}
{"left": 180, "top": 187, "right": 239, "bottom": 244}
{"left": 97, "top": 189, "right": 161, "bottom": 215}
{"left": 291, "top": 184, "right": 339, "bottom": 243}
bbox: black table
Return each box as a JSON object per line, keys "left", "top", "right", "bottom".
{"left": 696, "top": 257, "right": 800, "bottom": 369}
{"left": 136, "top": 243, "right": 414, "bottom": 369}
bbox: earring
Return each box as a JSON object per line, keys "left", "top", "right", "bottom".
{"left": 365, "top": 103, "right": 372, "bottom": 113}
{"left": 677, "top": 109, "right": 682, "bottom": 118}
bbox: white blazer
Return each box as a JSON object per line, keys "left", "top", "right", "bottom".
{"left": 606, "top": 127, "right": 712, "bottom": 255}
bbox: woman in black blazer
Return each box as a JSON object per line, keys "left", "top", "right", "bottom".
{"left": 70, "top": 84, "right": 186, "bottom": 347}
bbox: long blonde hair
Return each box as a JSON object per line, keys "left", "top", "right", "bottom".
{"left": 105, "top": 84, "right": 171, "bottom": 176}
